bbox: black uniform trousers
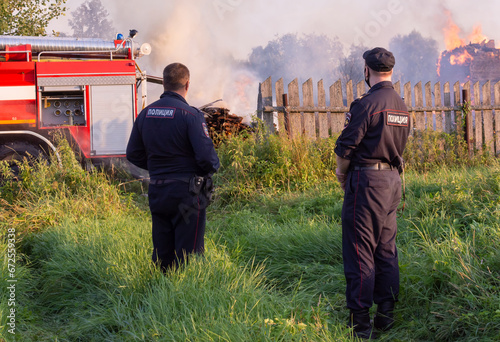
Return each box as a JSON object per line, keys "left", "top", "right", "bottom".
{"left": 148, "top": 180, "right": 207, "bottom": 271}
{"left": 342, "top": 168, "right": 401, "bottom": 310}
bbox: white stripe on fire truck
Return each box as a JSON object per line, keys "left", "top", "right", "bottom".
{"left": 37, "top": 72, "right": 134, "bottom": 77}
{"left": 0, "top": 86, "right": 36, "bottom": 101}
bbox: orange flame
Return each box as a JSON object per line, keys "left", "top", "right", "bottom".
{"left": 450, "top": 50, "right": 473, "bottom": 65}
{"left": 442, "top": 11, "right": 489, "bottom": 50}
{"left": 438, "top": 11, "right": 493, "bottom": 76}
{"left": 443, "top": 10, "right": 465, "bottom": 50}
{"left": 467, "top": 25, "right": 488, "bottom": 45}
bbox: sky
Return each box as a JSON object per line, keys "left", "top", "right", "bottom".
{"left": 47, "top": 0, "right": 500, "bottom": 115}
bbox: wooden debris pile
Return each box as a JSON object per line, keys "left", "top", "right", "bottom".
{"left": 202, "top": 106, "right": 252, "bottom": 138}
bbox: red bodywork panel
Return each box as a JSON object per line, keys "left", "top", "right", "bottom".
{"left": 36, "top": 60, "right": 136, "bottom": 78}
{"left": 0, "top": 62, "right": 36, "bottom": 125}
{"left": 0, "top": 62, "right": 35, "bottom": 85}
{"left": 4, "top": 44, "right": 32, "bottom": 62}
{"left": 1, "top": 59, "right": 138, "bottom": 158}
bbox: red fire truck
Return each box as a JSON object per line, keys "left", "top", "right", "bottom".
{"left": 0, "top": 33, "right": 154, "bottom": 171}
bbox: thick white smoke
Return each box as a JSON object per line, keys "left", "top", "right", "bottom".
{"left": 50, "top": 0, "right": 500, "bottom": 116}
{"left": 107, "top": 1, "right": 261, "bottom": 117}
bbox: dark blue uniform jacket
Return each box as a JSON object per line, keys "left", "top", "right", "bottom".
{"left": 126, "top": 91, "right": 220, "bottom": 179}
{"left": 334, "top": 81, "right": 410, "bottom": 167}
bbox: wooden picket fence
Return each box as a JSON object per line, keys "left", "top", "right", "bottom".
{"left": 257, "top": 77, "right": 500, "bottom": 156}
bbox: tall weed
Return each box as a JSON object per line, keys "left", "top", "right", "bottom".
{"left": 214, "top": 132, "right": 337, "bottom": 202}
{"left": 396, "top": 163, "right": 500, "bottom": 341}
{"left": 0, "top": 137, "right": 138, "bottom": 237}
{"left": 403, "top": 130, "right": 490, "bottom": 171}
{"left": 0, "top": 128, "right": 499, "bottom": 341}
{"left": 2, "top": 217, "right": 345, "bottom": 341}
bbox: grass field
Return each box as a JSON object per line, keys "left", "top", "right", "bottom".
{"left": 0, "top": 132, "right": 499, "bottom": 341}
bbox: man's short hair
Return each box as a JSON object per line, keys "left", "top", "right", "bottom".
{"left": 163, "top": 63, "right": 190, "bottom": 92}
{"left": 366, "top": 65, "right": 393, "bottom": 77}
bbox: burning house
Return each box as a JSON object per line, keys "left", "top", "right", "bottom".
{"left": 438, "top": 39, "right": 500, "bottom": 84}
{"left": 437, "top": 13, "right": 500, "bottom": 84}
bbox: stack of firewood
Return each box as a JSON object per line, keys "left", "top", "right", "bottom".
{"left": 201, "top": 106, "right": 252, "bottom": 137}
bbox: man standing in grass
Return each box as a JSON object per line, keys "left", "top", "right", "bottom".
{"left": 126, "top": 63, "right": 220, "bottom": 271}
{"left": 334, "top": 48, "right": 410, "bottom": 339}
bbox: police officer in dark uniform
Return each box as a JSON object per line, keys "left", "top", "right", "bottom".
{"left": 334, "top": 48, "right": 410, "bottom": 339}
{"left": 126, "top": 63, "right": 220, "bottom": 271}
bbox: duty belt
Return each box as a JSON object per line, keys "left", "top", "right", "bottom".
{"left": 149, "top": 177, "right": 190, "bottom": 185}
{"left": 351, "top": 162, "right": 394, "bottom": 171}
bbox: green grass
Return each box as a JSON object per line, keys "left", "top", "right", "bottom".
{"left": 0, "top": 132, "right": 499, "bottom": 341}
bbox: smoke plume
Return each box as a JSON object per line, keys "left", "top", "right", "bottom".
{"left": 51, "top": 0, "right": 500, "bottom": 114}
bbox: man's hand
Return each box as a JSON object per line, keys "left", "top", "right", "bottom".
{"left": 336, "top": 168, "right": 347, "bottom": 191}
{"left": 335, "top": 155, "right": 351, "bottom": 192}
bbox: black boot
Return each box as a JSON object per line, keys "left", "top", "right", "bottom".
{"left": 374, "top": 301, "right": 395, "bottom": 331}
{"left": 348, "top": 308, "right": 377, "bottom": 340}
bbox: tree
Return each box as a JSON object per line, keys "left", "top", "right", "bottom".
{"left": 389, "top": 30, "right": 439, "bottom": 85}
{"left": 69, "top": 0, "right": 115, "bottom": 38}
{"left": 245, "top": 33, "right": 344, "bottom": 87}
{"left": 337, "top": 44, "right": 368, "bottom": 88}
{"left": 0, "top": 0, "right": 66, "bottom": 36}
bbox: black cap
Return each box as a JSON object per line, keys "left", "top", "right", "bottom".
{"left": 363, "top": 47, "right": 395, "bottom": 72}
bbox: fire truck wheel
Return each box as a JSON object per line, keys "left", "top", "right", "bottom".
{"left": 0, "top": 142, "right": 48, "bottom": 176}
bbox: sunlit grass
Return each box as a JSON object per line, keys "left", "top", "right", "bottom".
{"left": 0, "top": 132, "right": 498, "bottom": 341}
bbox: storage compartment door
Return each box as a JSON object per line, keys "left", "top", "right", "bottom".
{"left": 90, "top": 85, "right": 135, "bottom": 156}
